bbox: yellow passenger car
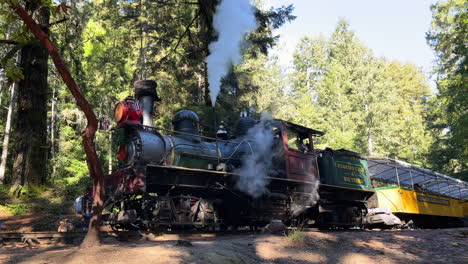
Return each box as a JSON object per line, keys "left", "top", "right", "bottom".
{"left": 368, "top": 158, "right": 467, "bottom": 228}
{"left": 375, "top": 186, "right": 464, "bottom": 218}
{"left": 464, "top": 201, "right": 468, "bottom": 225}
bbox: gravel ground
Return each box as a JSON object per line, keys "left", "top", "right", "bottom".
{"left": 1, "top": 228, "right": 467, "bottom": 264}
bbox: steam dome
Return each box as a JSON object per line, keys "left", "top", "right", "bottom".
{"left": 235, "top": 116, "right": 257, "bottom": 136}
{"left": 172, "top": 110, "right": 200, "bottom": 142}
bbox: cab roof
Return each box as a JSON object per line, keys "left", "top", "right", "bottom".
{"left": 276, "top": 119, "right": 325, "bottom": 137}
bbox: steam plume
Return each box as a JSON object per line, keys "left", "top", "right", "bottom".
{"left": 290, "top": 178, "right": 320, "bottom": 216}
{"left": 206, "top": 0, "right": 257, "bottom": 106}
{"left": 235, "top": 113, "right": 274, "bottom": 198}
{"left": 234, "top": 112, "right": 320, "bottom": 215}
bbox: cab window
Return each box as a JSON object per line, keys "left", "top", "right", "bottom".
{"left": 286, "top": 128, "right": 310, "bottom": 152}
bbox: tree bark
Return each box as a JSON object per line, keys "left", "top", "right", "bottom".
{"left": 367, "top": 129, "right": 373, "bottom": 156}
{"left": 0, "top": 74, "right": 5, "bottom": 108}
{"left": 9, "top": 2, "right": 105, "bottom": 248}
{"left": 198, "top": 0, "right": 216, "bottom": 106}
{"left": 0, "top": 29, "right": 12, "bottom": 108}
{"left": 365, "top": 104, "right": 373, "bottom": 155}
{"left": 108, "top": 131, "right": 112, "bottom": 175}
{"left": 0, "top": 81, "right": 18, "bottom": 184}
{"left": 50, "top": 84, "right": 56, "bottom": 179}
{"left": 11, "top": 0, "right": 49, "bottom": 187}
{"left": 203, "top": 62, "right": 211, "bottom": 106}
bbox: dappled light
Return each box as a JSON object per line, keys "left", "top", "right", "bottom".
{"left": 1, "top": 229, "right": 468, "bottom": 263}
{"left": 255, "top": 236, "right": 327, "bottom": 262}
{"left": 0, "top": 0, "right": 466, "bottom": 263}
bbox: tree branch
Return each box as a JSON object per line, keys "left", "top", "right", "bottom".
{"left": 155, "top": 9, "right": 200, "bottom": 68}
{"left": 0, "top": 45, "right": 22, "bottom": 68}
{"left": 9, "top": 2, "right": 105, "bottom": 248}
{"left": 49, "top": 17, "right": 68, "bottom": 27}
{"left": 0, "top": 39, "right": 19, "bottom": 45}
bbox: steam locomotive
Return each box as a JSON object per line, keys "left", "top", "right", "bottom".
{"left": 77, "top": 80, "right": 394, "bottom": 231}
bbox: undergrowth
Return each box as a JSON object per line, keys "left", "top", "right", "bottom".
{"left": 0, "top": 203, "right": 30, "bottom": 215}
{"left": 0, "top": 183, "right": 82, "bottom": 217}
{"left": 286, "top": 229, "right": 306, "bottom": 246}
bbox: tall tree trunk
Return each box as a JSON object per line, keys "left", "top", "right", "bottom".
{"left": 203, "top": 62, "right": 211, "bottom": 106}
{"left": 10, "top": 3, "right": 105, "bottom": 248}
{"left": 50, "top": 84, "right": 57, "bottom": 179}
{"left": 365, "top": 104, "right": 373, "bottom": 155}
{"left": 12, "top": 1, "right": 49, "bottom": 187}
{"left": 0, "top": 73, "right": 5, "bottom": 108}
{"left": 0, "top": 31, "right": 12, "bottom": 108}
{"left": 0, "top": 81, "right": 18, "bottom": 184}
{"left": 198, "top": 0, "right": 216, "bottom": 106}
{"left": 338, "top": 93, "right": 346, "bottom": 133}
{"left": 367, "top": 129, "right": 373, "bottom": 155}
{"left": 196, "top": 71, "right": 203, "bottom": 105}
{"left": 108, "top": 131, "right": 112, "bottom": 175}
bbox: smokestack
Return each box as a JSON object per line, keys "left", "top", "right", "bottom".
{"left": 134, "top": 80, "right": 159, "bottom": 126}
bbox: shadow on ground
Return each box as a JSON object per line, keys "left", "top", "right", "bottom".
{"left": 2, "top": 228, "right": 467, "bottom": 264}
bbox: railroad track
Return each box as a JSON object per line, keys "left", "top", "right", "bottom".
{"left": 0, "top": 231, "right": 120, "bottom": 240}
{"left": 0, "top": 229, "right": 253, "bottom": 241}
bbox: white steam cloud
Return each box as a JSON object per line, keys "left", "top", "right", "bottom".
{"left": 290, "top": 178, "right": 320, "bottom": 216}
{"left": 235, "top": 113, "right": 274, "bottom": 198}
{"left": 234, "top": 112, "right": 320, "bottom": 216}
{"left": 206, "top": 0, "right": 257, "bottom": 106}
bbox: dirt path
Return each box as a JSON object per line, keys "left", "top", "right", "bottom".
{"left": 1, "top": 228, "right": 467, "bottom": 264}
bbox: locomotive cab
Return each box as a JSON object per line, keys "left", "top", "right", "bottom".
{"left": 279, "top": 121, "right": 323, "bottom": 183}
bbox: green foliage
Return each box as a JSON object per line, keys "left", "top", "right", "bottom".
{"left": 32, "top": 197, "right": 71, "bottom": 215}
{"left": 1, "top": 0, "right": 462, "bottom": 217}
{"left": 0, "top": 184, "right": 9, "bottom": 196}
{"left": 289, "top": 19, "right": 433, "bottom": 165}
{"left": 0, "top": 184, "right": 75, "bottom": 217}
{"left": 248, "top": 4, "right": 296, "bottom": 56}
{"left": 55, "top": 176, "right": 89, "bottom": 201}
{"left": 1, "top": 1, "right": 296, "bottom": 217}
{"left": 236, "top": 53, "right": 288, "bottom": 114}
{"left": 40, "top": 0, "right": 296, "bottom": 188}
{"left": 18, "top": 185, "right": 48, "bottom": 199}
{"left": 426, "top": 0, "right": 467, "bottom": 180}
{"left": 0, "top": 203, "right": 30, "bottom": 216}
{"left": 286, "top": 229, "right": 306, "bottom": 246}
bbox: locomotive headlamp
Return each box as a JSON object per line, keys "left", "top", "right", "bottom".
{"left": 113, "top": 97, "right": 142, "bottom": 124}
{"left": 114, "top": 102, "right": 127, "bottom": 123}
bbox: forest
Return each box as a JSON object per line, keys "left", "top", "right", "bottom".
{"left": 0, "top": 0, "right": 466, "bottom": 242}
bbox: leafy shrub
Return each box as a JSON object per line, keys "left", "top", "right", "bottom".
{"left": 32, "top": 197, "right": 71, "bottom": 215}
{"left": 0, "top": 185, "right": 9, "bottom": 203}
{"left": 17, "top": 185, "right": 48, "bottom": 199}
{"left": 55, "top": 176, "right": 89, "bottom": 200}
{"left": 286, "top": 230, "right": 306, "bottom": 246}
{"left": 2, "top": 203, "right": 31, "bottom": 216}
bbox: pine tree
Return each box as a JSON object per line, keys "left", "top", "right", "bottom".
{"left": 12, "top": 0, "right": 50, "bottom": 187}
{"left": 290, "top": 19, "right": 434, "bottom": 164}
{"left": 427, "top": 0, "right": 467, "bottom": 179}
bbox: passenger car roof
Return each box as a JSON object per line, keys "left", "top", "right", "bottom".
{"left": 368, "top": 157, "right": 468, "bottom": 200}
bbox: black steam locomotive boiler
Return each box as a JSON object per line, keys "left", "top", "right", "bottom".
{"left": 77, "top": 80, "right": 377, "bottom": 231}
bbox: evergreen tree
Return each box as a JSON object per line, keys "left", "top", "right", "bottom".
{"left": 382, "top": 61, "right": 432, "bottom": 165}
{"left": 290, "top": 19, "right": 434, "bottom": 164}
{"left": 11, "top": 0, "right": 50, "bottom": 187}
{"left": 427, "top": 0, "right": 467, "bottom": 179}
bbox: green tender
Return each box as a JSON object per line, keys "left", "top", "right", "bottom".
{"left": 318, "top": 149, "right": 372, "bottom": 190}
